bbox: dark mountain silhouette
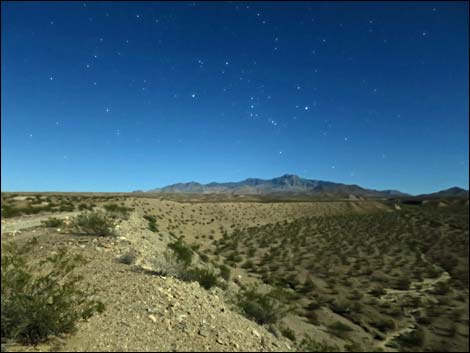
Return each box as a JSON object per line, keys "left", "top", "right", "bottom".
{"left": 417, "top": 187, "right": 469, "bottom": 198}
{"left": 148, "top": 174, "right": 410, "bottom": 198}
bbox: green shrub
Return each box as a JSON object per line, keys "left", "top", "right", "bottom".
{"left": 71, "top": 211, "right": 115, "bottom": 237}
{"left": 181, "top": 268, "right": 218, "bottom": 290}
{"left": 78, "top": 203, "right": 93, "bottom": 211}
{"left": 144, "top": 215, "right": 158, "bottom": 232}
{"left": 299, "top": 336, "right": 339, "bottom": 352}
{"left": 392, "top": 328, "right": 424, "bottom": 349}
{"left": 103, "top": 203, "right": 131, "bottom": 219}
{"left": 58, "top": 203, "right": 75, "bottom": 212}
{"left": 117, "top": 252, "right": 136, "bottom": 265}
{"left": 327, "top": 321, "right": 353, "bottom": 339}
{"left": 1, "top": 205, "right": 21, "bottom": 218}
{"left": 1, "top": 241, "right": 105, "bottom": 345}
{"left": 237, "top": 287, "right": 288, "bottom": 325}
{"left": 143, "top": 215, "right": 157, "bottom": 223}
{"left": 280, "top": 325, "right": 296, "bottom": 341}
{"left": 219, "top": 265, "right": 231, "bottom": 281}
{"left": 199, "top": 253, "right": 209, "bottom": 263}
{"left": 168, "top": 240, "right": 193, "bottom": 267}
{"left": 41, "top": 217, "right": 65, "bottom": 228}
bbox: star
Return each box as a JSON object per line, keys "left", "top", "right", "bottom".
{"left": 105, "top": 108, "right": 110, "bottom": 112}
{"left": 28, "top": 133, "right": 33, "bottom": 138}
{"left": 49, "top": 76, "right": 53, "bottom": 81}
{"left": 304, "top": 106, "right": 309, "bottom": 110}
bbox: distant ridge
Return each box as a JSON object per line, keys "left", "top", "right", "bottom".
{"left": 147, "top": 174, "right": 410, "bottom": 198}
{"left": 416, "top": 186, "right": 469, "bottom": 198}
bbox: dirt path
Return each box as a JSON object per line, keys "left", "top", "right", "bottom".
{"left": 1, "top": 212, "right": 79, "bottom": 234}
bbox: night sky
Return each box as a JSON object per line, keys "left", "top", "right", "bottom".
{"left": 1, "top": 1, "right": 468, "bottom": 194}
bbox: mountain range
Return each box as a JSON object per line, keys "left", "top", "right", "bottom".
{"left": 144, "top": 174, "right": 469, "bottom": 199}
{"left": 146, "top": 174, "right": 408, "bottom": 198}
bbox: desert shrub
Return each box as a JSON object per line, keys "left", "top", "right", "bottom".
{"left": 392, "top": 328, "right": 424, "bottom": 349}
{"left": 392, "top": 277, "right": 411, "bottom": 290}
{"left": 299, "top": 336, "right": 339, "bottom": 352}
{"left": 143, "top": 215, "right": 157, "bottom": 223}
{"left": 241, "top": 259, "right": 254, "bottom": 269}
{"left": 327, "top": 321, "right": 353, "bottom": 339}
{"left": 369, "top": 285, "right": 386, "bottom": 297}
{"left": 299, "top": 277, "right": 315, "bottom": 293}
{"left": 168, "top": 240, "right": 193, "bottom": 267}
{"left": 280, "top": 325, "right": 296, "bottom": 341}
{"left": 181, "top": 268, "right": 218, "bottom": 290}
{"left": 103, "top": 203, "right": 131, "bottom": 219}
{"left": 143, "top": 215, "right": 158, "bottom": 232}
{"left": 117, "top": 252, "right": 136, "bottom": 265}
{"left": 370, "top": 318, "right": 395, "bottom": 332}
{"left": 78, "top": 203, "right": 93, "bottom": 211}
{"left": 58, "top": 204, "right": 75, "bottom": 212}
{"left": 199, "top": 253, "right": 209, "bottom": 263}
{"left": 71, "top": 211, "right": 115, "bottom": 236}
{"left": 1, "top": 241, "right": 105, "bottom": 344}
{"left": 152, "top": 250, "right": 187, "bottom": 277}
{"left": 219, "top": 265, "right": 231, "bottom": 281}
{"left": 41, "top": 217, "right": 65, "bottom": 228}
{"left": 237, "top": 287, "right": 288, "bottom": 325}
{"left": 433, "top": 281, "right": 451, "bottom": 295}
{"left": 1, "top": 205, "right": 21, "bottom": 218}
{"left": 304, "top": 310, "right": 319, "bottom": 325}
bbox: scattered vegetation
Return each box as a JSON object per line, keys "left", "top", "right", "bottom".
{"left": 236, "top": 286, "right": 289, "bottom": 325}
{"left": 1, "top": 240, "right": 105, "bottom": 345}
{"left": 168, "top": 240, "right": 193, "bottom": 268}
{"left": 181, "top": 268, "right": 218, "bottom": 290}
{"left": 71, "top": 211, "right": 115, "bottom": 236}
{"left": 41, "top": 217, "right": 65, "bottom": 228}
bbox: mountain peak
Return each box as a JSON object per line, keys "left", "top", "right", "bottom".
{"left": 149, "top": 174, "right": 407, "bottom": 197}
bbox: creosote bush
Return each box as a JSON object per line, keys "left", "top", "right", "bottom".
{"left": 219, "top": 264, "right": 231, "bottom": 281}
{"left": 117, "top": 252, "right": 137, "bottom": 265}
{"left": 236, "top": 286, "right": 288, "bottom": 325}
{"left": 168, "top": 240, "right": 193, "bottom": 267}
{"left": 181, "top": 268, "right": 218, "bottom": 290}
{"left": 71, "top": 211, "right": 115, "bottom": 236}
{"left": 41, "top": 217, "right": 65, "bottom": 228}
{"left": 1, "top": 240, "right": 105, "bottom": 345}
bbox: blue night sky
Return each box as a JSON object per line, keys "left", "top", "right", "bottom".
{"left": 1, "top": 1, "right": 468, "bottom": 194}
